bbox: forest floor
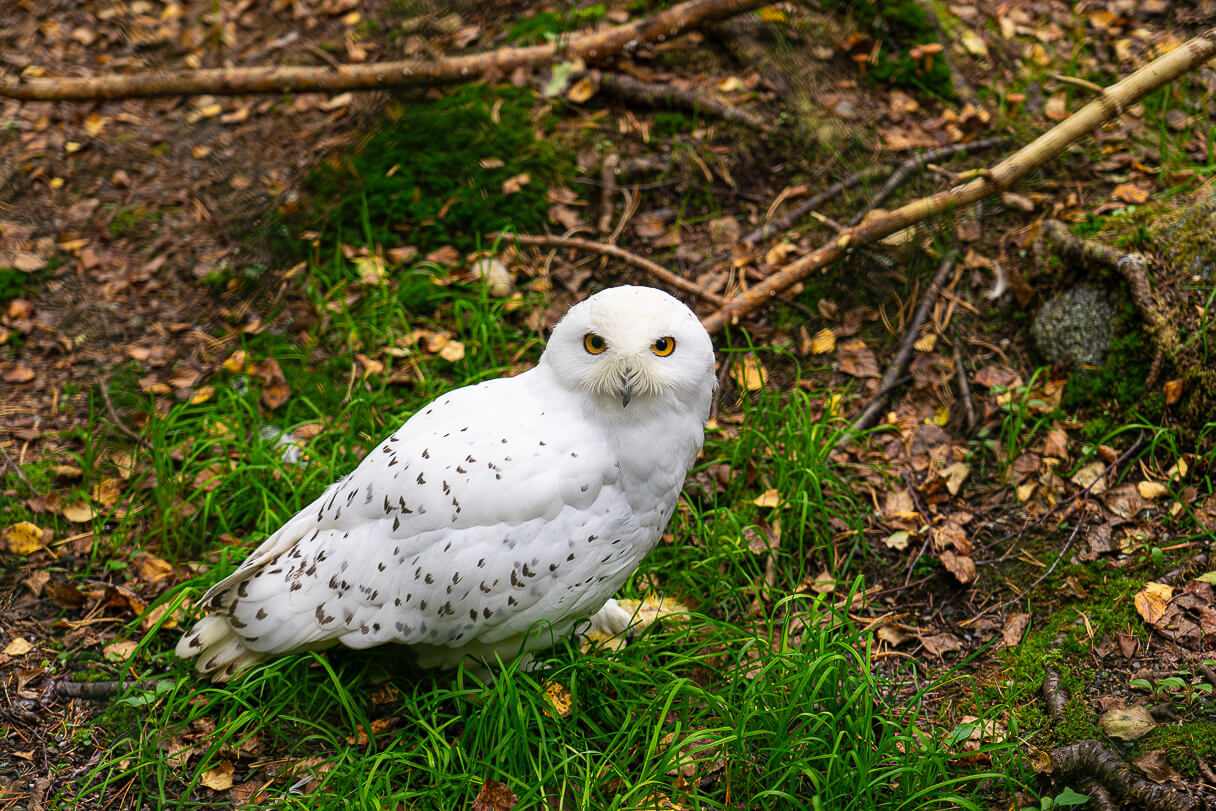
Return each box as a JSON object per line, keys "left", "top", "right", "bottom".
{"left": 2, "top": 1, "right": 1215, "bottom": 809}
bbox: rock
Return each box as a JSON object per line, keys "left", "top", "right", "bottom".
{"left": 1031, "top": 285, "right": 1117, "bottom": 367}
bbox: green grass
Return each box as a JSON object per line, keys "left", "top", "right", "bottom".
{"left": 13, "top": 261, "right": 1016, "bottom": 808}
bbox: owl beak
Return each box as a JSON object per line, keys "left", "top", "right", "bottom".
{"left": 619, "top": 369, "right": 634, "bottom": 407}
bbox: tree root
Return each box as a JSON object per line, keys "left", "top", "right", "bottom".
{"left": 1042, "top": 666, "right": 1067, "bottom": 723}
{"left": 1049, "top": 739, "right": 1206, "bottom": 811}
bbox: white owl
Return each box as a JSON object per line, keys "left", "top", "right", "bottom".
{"left": 177, "top": 286, "right": 716, "bottom": 679}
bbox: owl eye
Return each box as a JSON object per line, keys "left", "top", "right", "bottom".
{"left": 583, "top": 333, "right": 607, "bottom": 354}
{"left": 651, "top": 337, "right": 676, "bottom": 357}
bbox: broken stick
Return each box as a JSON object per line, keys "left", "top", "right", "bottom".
{"left": 0, "top": 0, "right": 767, "bottom": 101}
{"left": 701, "top": 29, "right": 1216, "bottom": 333}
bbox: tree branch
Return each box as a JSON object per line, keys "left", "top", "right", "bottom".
{"left": 701, "top": 29, "right": 1216, "bottom": 333}
{"left": 0, "top": 0, "right": 767, "bottom": 101}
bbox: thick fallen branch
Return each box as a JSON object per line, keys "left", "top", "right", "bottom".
{"left": 0, "top": 0, "right": 766, "bottom": 101}
{"left": 595, "top": 70, "right": 769, "bottom": 129}
{"left": 494, "top": 232, "right": 729, "bottom": 307}
{"left": 1050, "top": 739, "right": 1205, "bottom": 811}
{"left": 701, "top": 29, "right": 1216, "bottom": 333}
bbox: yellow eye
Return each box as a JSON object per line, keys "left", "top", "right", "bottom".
{"left": 583, "top": 333, "right": 607, "bottom": 354}
{"left": 651, "top": 337, "right": 676, "bottom": 357}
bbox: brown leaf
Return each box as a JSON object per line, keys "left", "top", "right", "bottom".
{"left": 1134, "top": 582, "right": 1175, "bottom": 625}
{"left": 1112, "top": 182, "right": 1151, "bottom": 205}
{"left": 133, "top": 552, "right": 174, "bottom": 585}
{"left": 1001, "top": 613, "right": 1031, "bottom": 647}
{"left": 918, "top": 632, "right": 963, "bottom": 658}
{"left": 261, "top": 382, "right": 291, "bottom": 410}
{"left": 4, "top": 638, "right": 33, "bottom": 656}
{"left": 61, "top": 500, "right": 96, "bottom": 523}
{"left": 3, "top": 364, "right": 36, "bottom": 383}
{"left": 45, "top": 580, "right": 87, "bottom": 610}
{"left": 501, "top": 172, "right": 530, "bottom": 195}
{"left": 939, "top": 550, "right": 976, "bottom": 584}
{"left": 1133, "top": 750, "right": 1180, "bottom": 784}
{"left": 836, "top": 339, "right": 879, "bottom": 378}
{"left": 200, "top": 760, "right": 235, "bottom": 791}
{"left": 472, "top": 778, "right": 518, "bottom": 811}
{"left": 1100, "top": 706, "right": 1156, "bottom": 741}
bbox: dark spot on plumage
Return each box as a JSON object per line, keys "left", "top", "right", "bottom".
{"left": 539, "top": 441, "right": 546, "bottom": 446}
{"left": 602, "top": 554, "right": 612, "bottom": 563}
{"left": 290, "top": 582, "right": 302, "bottom": 592}
{"left": 373, "top": 622, "right": 380, "bottom": 632}
{"left": 378, "top": 562, "right": 386, "bottom": 572}
{"left": 204, "top": 656, "right": 218, "bottom": 670}
{"left": 384, "top": 495, "right": 392, "bottom": 514}
{"left": 382, "top": 446, "right": 391, "bottom": 454}
{"left": 452, "top": 572, "right": 462, "bottom": 584}
{"left": 612, "top": 539, "right": 622, "bottom": 545}
{"left": 390, "top": 435, "right": 399, "bottom": 442}
{"left": 387, "top": 458, "right": 397, "bottom": 467}
{"left": 346, "top": 490, "right": 357, "bottom": 505}
{"left": 495, "top": 473, "right": 502, "bottom": 480}
{"left": 419, "top": 505, "right": 427, "bottom": 514}
{"left": 342, "top": 532, "right": 349, "bottom": 540}
{"left": 588, "top": 535, "right": 598, "bottom": 543}
{"left": 508, "top": 595, "right": 518, "bottom": 606}
{"left": 424, "top": 573, "right": 434, "bottom": 584}
{"left": 364, "top": 488, "right": 374, "bottom": 504}
{"left": 442, "top": 481, "right": 450, "bottom": 494}
{"left": 422, "top": 448, "right": 430, "bottom": 459}
{"left": 446, "top": 584, "right": 453, "bottom": 594}
{"left": 396, "top": 621, "right": 405, "bottom": 632}
{"left": 441, "top": 601, "right": 453, "bottom": 616}
{"left": 456, "top": 465, "right": 466, "bottom": 474}
{"left": 393, "top": 546, "right": 400, "bottom": 555}
{"left": 549, "top": 563, "right": 558, "bottom": 572}
{"left": 360, "top": 625, "right": 369, "bottom": 634}
{"left": 469, "top": 609, "right": 478, "bottom": 621}
{"left": 393, "top": 516, "right": 400, "bottom": 531}
{"left": 345, "top": 611, "right": 354, "bottom": 623}
{"left": 483, "top": 607, "right": 493, "bottom": 619}
{"left": 567, "top": 553, "right": 575, "bottom": 561}
{"left": 315, "top": 604, "right": 334, "bottom": 624}
{"left": 501, "top": 438, "right": 508, "bottom": 444}
{"left": 444, "top": 541, "right": 451, "bottom": 552}
{"left": 522, "top": 564, "right": 536, "bottom": 578}
{"left": 477, "top": 558, "right": 486, "bottom": 568}
{"left": 511, "top": 570, "right": 524, "bottom": 588}
{"left": 571, "top": 451, "right": 578, "bottom": 457}
{"left": 406, "top": 593, "right": 412, "bottom": 602}
{"left": 466, "top": 455, "right": 476, "bottom": 463}
{"left": 398, "top": 496, "right": 409, "bottom": 512}
{"left": 461, "top": 426, "right": 468, "bottom": 432}
{"left": 237, "top": 581, "right": 249, "bottom": 598}
{"left": 480, "top": 581, "right": 492, "bottom": 593}
{"left": 230, "top": 617, "right": 247, "bottom": 629}
{"left": 371, "top": 590, "right": 379, "bottom": 601}
{"left": 417, "top": 473, "right": 426, "bottom": 485}
{"left": 598, "top": 575, "right": 608, "bottom": 582}
{"left": 504, "top": 456, "right": 512, "bottom": 462}
{"left": 581, "top": 484, "right": 589, "bottom": 492}
{"left": 318, "top": 551, "right": 328, "bottom": 562}
{"left": 333, "top": 506, "right": 342, "bottom": 520}
{"left": 341, "top": 580, "right": 350, "bottom": 591}
{"left": 394, "top": 597, "right": 401, "bottom": 606}
{"left": 415, "top": 567, "right": 422, "bottom": 579}
{"left": 443, "top": 433, "right": 450, "bottom": 438}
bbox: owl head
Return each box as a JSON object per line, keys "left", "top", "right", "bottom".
{"left": 541, "top": 286, "right": 716, "bottom": 413}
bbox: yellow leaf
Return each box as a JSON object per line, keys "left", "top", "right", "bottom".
{"left": 566, "top": 77, "right": 596, "bottom": 103}
{"left": 810, "top": 328, "right": 836, "bottom": 354}
{"left": 4, "top": 637, "right": 33, "bottom": 656}
{"left": 65, "top": 141, "right": 84, "bottom": 154}
{"left": 732, "top": 355, "right": 765, "bottom": 391}
{"left": 542, "top": 680, "right": 574, "bottom": 719}
{"left": 883, "top": 530, "right": 910, "bottom": 551}
{"left": 933, "top": 407, "right": 949, "bottom": 426}
{"left": 200, "top": 761, "right": 235, "bottom": 791}
{"left": 913, "top": 332, "right": 937, "bottom": 352}
{"left": 757, "top": 6, "right": 787, "bottom": 23}
{"left": 1137, "top": 481, "right": 1169, "bottom": 500}
{"left": 61, "top": 500, "right": 96, "bottom": 523}
{"left": 960, "top": 29, "right": 988, "bottom": 57}
{"left": 1100, "top": 706, "right": 1156, "bottom": 742}
{"left": 717, "top": 76, "right": 746, "bottom": 93}
{"left": 190, "top": 385, "right": 216, "bottom": 405}
{"left": 1133, "top": 582, "right": 1174, "bottom": 624}
{"left": 222, "top": 349, "right": 249, "bottom": 373}
{"left": 438, "top": 340, "right": 465, "bottom": 363}
{"left": 84, "top": 113, "right": 105, "bottom": 136}
{"left": 4, "top": 521, "right": 47, "bottom": 555}
{"left": 752, "top": 488, "right": 780, "bottom": 508}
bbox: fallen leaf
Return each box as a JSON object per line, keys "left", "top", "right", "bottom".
{"left": 542, "top": 680, "right": 573, "bottom": 718}
{"left": 883, "top": 530, "right": 910, "bottom": 551}
{"left": 103, "top": 638, "right": 139, "bottom": 661}
{"left": 61, "top": 500, "right": 96, "bottom": 523}
{"left": 3, "top": 364, "right": 36, "bottom": 383}
{"left": 1112, "top": 182, "right": 1151, "bottom": 205}
{"left": 1100, "top": 706, "right": 1156, "bottom": 741}
{"left": 261, "top": 383, "right": 291, "bottom": 409}
{"left": 732, "top": 355, "right": 766, "bottom": 391}
{"left": 1133, "top": 750, "right": 1180, "bottom": 783}
{"left": 1070, "top": 460, "right": 1107, "bottom": 495}
{"left": 45, "top": 580, "right": 86, "bottom": 610}
{"left": 752, "top": 489, "right": 780, "bottom": 508}
{"left": 501, "top": 172, "right": 531, "bottom": 195}
{"left": 567, "top": 76, "right": 596, "bottom": 103}
{"left": 3, "top": 638, "right": 32, "bottom": 656}
{"left": 940, "top": 549, "right": 976, "bottom": 584}
{"left": 836, "top": 340, "right": 879, "bottom": 378}
{"left": 919, "top": 632, "right": 963, "bottom": 658}
{"left": 1137, "top": 481, "right": 1169, "bottom": 500}
{"left": 472, "top": 778, "right": 518, "bottom": 811}
{"left": 133, "top": 552, "right": 174, "bottom": 584}
{"left": 942, "top": 462, "right": 970, "bottom": 496}
{"left": 809, "top": 328, "right": 836, "bottom": 354}
{"left": 3, "top": 521, "right": 47, "bottom": 555}
{"left": 200, "top": 760, "right": 235, "bottom": 791}
{"left": 438, "top": 340, "right": 465, "bottom": 363}
{"left": 1001, "top": 613, "right": 1031, "bottom": 647}
{"left": 1134, "top": 582, "right": 1175, "bottom": 624}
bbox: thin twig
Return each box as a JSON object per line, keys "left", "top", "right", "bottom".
{"left": 0, "top": 441, "right": 38, "bottom": 493}
{"left": 495, "top": 232, "right": 729, "bottom": 306}
{"left": 953, "top": 337, "right": 977, "bottom": 431}
{"left": 900, "top": 468, "right": 936, "bottom": 587}
{"left": 847, "top": 137, "right": 1007, "bottom": 227}
{"left": 594, "top": 70, "right": 769, "bottom": 129}
{"left": 962, "top": 517, "right": 1085, "bottom": 625}
{"left": 742, "top": 165, "right": 888, "bottom": 245}
{"left": 846, "top": 248, "right": 959, "bottom": 439}
{"left": 96, "top": 377, "right": 153, "bottom": 451}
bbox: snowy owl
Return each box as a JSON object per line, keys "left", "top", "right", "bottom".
{"left": 177, "top": 286, "right": 716, "bottom": 679}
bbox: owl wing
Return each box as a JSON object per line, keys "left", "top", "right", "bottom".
{"left": 178, "top": 367, "right": 635, "bottom": 675}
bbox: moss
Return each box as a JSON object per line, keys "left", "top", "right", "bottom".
{"left": 108, "top": 205, "right": 163, "bottom": 238}
{"left": 292, "top": 84, "right": 571, "bottom": 259}
{"left": 821, "top": 0, "right": 954, "bottom": 98}
{"left": 507, "top": 5, "right": 606, "bottom": 44}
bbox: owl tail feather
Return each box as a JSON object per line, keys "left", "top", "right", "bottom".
{"left": 175, "top": 615, "right": 266, "bottom": 681}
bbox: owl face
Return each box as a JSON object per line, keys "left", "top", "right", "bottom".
{"left": 542, "top": 286, "right": 716, "bottom": 410}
